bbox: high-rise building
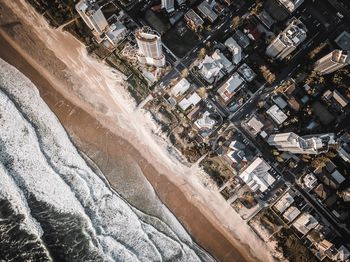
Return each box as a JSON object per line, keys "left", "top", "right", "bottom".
{"left": 314, "top": 50, "right": 350, "bottom": 75}
{"left": 267, "top": 132, "right": 335, "bottom": 154}
{"left": 135, "top": 27, "right": 165, "bottom": 67}
{"left": 266, "top": 18, "right": 307, "bottom": 60}
{"left": 76, "top": 0, "right": 108, "bottom": 35}
{"left": 161, "top": 0, "right": 175, "bottom": 13}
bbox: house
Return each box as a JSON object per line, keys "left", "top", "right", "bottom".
{"left": 184, "top": 9, "right": 204, "bottom": 31}
{"left": 272, "top": 96, "right": 288, "bottom": 109}
{"left": 338, "top": 145, "right": 350, "bottom": 163}
{"left": 331, "top": 170, "right": 346, "bottom": 186}
{"left": 178, "top": 92, "right": 202, "bottom": 111}
{"left": 335, "top": 31, "right": 350, "bottom": 51}
{"left": 257, "top": 9, "right": 276, "bottom": 29}
{"left": 277, "top": 0, "right": 304, "bottom": 13}
{"left": 287, "top": 97, "right": 301, "bottom": 111}
{"left": 239, "top": 157, "right": 276, "bottom": 193}
{"left": 167, "top": 78, "right": 191, "bottom": 106}
{"left": 226, "top": 140, "right": 250, "bottom": 171}
{"left": 237, "top": 63, "right": 256, "bottom": 82}
{"left": 333, "top": 90, "right": 349, "bottom": 108}
{"left": 233, "top": 30, "right": 250, "bottom": 49}
{"left": 105, "top": 22, "right": 128, "bottom": 46}
{"left": 198, "top": 50, "right": 233, "bottom": 83}
{"left": 224, "top": 37, "right": 242, "bottom": 64}
{"left": 338, "top": 132, "right": 350, "bottom": 163}
{"left": 217, "top": 72, "right": 245, "bottom": 104}
{"left": 302, "top": 173, "right": 318, "bottom": 190}
{"left": 317, "top": 239, "right": 334, "bottom": 254}
{"left": 170, "top": 78, "right": 191, "bottom": 97}
{"left": 273, "top": 190, "right": 295, "bottom": 213}
{"left": 292, "top": 213, "right": 318, "bottom": 236}
{"left": 283, "top": 81, "right": 296, "bottom": 95}
{"left": 197, "top": 0, "right": 218, "bottom": 23}
{"left": 283, "top": 206, "right": 301, "bottom": 223}
{"left": 194, "top": 111, "right": 217, "bottom": 136}
{"left": 266, "top": 104, "right": 288, "bottom": 125}
{"left": 314, "top": 162, "right": 346, "bottom": 190}
{"left": 246, "top": 116, "right": 264, "bottom": 135}
{"left": 313, "top": 184, "right": 330, "bottom": 201}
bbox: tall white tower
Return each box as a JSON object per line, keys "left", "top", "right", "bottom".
{"left": 267, "top": 132, "right": 334, "bottom": 154}
{"left": 135, "top": 27, "right": 165, "bottom": 67}
{"left": 75, "top": 0, "right": 108, "bottom": 35}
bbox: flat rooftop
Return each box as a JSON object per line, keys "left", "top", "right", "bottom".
{"left": 335, "top": 31, "right": 350, "bottom": 51}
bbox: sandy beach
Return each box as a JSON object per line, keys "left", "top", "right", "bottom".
{"left": 0, "top": 1, "right": 275, "bottom": 261}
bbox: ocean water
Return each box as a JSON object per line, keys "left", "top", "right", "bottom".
{"left": 0, "top": 58, "right": 215, "bottom": 261}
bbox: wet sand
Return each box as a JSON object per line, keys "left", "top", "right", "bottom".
{"left": 0, "top": 1, "right": 273, "bottom": 261}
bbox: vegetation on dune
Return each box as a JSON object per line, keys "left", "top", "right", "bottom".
{"left": 27, "top": 0, "right": 76, "bottom": 26}
{"left": 275, "top": 228, "right": 318, "bottom": 262}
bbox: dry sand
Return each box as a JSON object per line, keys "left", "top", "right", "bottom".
{"left": 0, "top": 1, "right": 276, "bottom": 261}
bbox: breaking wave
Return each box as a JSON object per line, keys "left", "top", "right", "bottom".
{"left": 0, "top": 58, "right": 215, "bottom": 261}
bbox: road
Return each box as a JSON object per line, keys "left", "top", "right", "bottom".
{"left": 229, "top": 27, "right": 331, "bottom": 123}
{"left": 153, "top": 0, "right": 254, "bottom": 88}
{"left": 235, "top": 121, "right": 350, "bottom": 241}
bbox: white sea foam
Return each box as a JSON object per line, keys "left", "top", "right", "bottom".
{"left": 0, "top": 163, "right": 43, "bottom": 237}
{"left": 0, "top": 58, "right": 213, "bottom": 261}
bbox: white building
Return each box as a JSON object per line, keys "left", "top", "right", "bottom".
{"left": 76, "top": 0, "right": 108, "bottom": 35}
{"left": 278, "top": 0, "right": 304, "bottom": 13}
{"left": 239, "top": 157, "right": 276, "bottom": 193}
{"left": 105, "top": 22, "right": 128, "bottom": 46}
{"left": 178, "top": 92, "right": 201, "bottom": 111}
{"left": 136, "top": 27, "right": 165, "bottom": 67}
{"left": 333, "top": 90, "right": 349, "bottom": 108}
{"left": 246, "top": 116, "right": 264, "bottom": 135}
{"left": 283, "top": 206, "right": 301, "bottom": 223}
{"left": 267, "top": 132, "right": 335, "bottom": 154}
{"left": 161, "top": 0, "right": 175, "bottom": 13}
{"left": 266, "top": 104, "right": 288, "bottom": 125}
{"left": 194, "top": 111, "right": 216, "bottom": 130}
{"left": 292, "top": 213, "right": 318, "bottom": 235}
{"left": 197, "top": 0, "right": 218, "bottom": 23}
{"left": 170, "top": 78, "right": 191, "bottom": 97}
{"left": 198, "top": 50, "right": 233, "bottom": 83}
{"left": 224, "top": 37, "right": 242, "bottom": 64}
{"left": 314, "top": 50, "right": 350, "bottom": 75}
{"left": 274, "top": 191, "right": 295, "bottom": 213}
{"left": 227, "top": 140, "right": 247, "bottom": 164}
{"left": 266, "top": 18, "right": 307, "bottom": 60}
{"left": 303, "top": 173, "right": 318, "bottom": 189}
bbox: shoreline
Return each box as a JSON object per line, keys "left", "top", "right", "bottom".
{"left": 0, "top": 1, "right": 274, "bottom": 261}
{"left": 0, "top": 33, "right": 250, "bottom": 262}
